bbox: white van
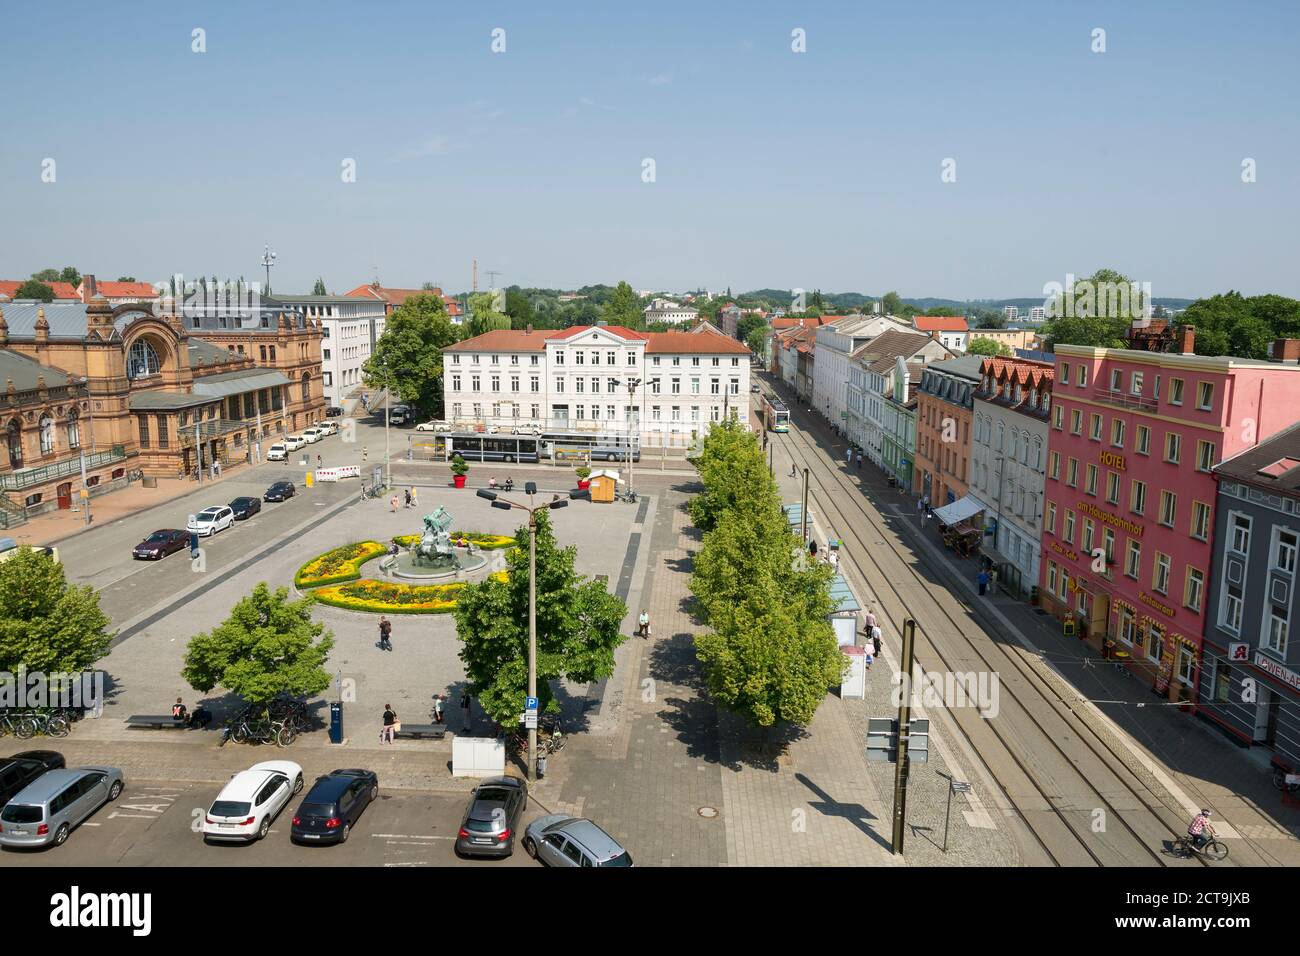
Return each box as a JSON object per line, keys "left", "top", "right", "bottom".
{"left": 266, "top": 443, "right": 287, "bottom": 461}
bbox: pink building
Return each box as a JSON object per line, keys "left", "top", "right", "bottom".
{"left": 1040, "top": 328, "right": 1300, "bottom": 703}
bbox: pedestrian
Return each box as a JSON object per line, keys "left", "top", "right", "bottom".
{"left": 916, "top": 497, "right": 924, "bottom": 516}
{"left": 856, "top": 451, "right": 863, "bottom": 469}
{"left": 864, "top": 607, "right": 877, "bottom": 631}
{"left": 845, "top": 447, "right": 852, "bottom": 466}
{"left": 404, "top": 488, "right": 412, "bottom": 508}
{"left": 871, "top": 624, "right": 883, "bottom": 658}
{"left": 433, "top": 694, "right": 445, "bottom": 724}
{"left": 828, "top": 549, "right": 839, "bottom": 568}
{"left": 380, "top": 703, "right": 397, "bottom": 745}
{"left": 317, "top": 454, "right": 322, "bottom": 467}
{"left": 790, "top": 461, "right": 798, "bottom": 478}
{"left": 809, "top": 539, "right": 818, "bottom": 558}
{"left": 977, "top": 568, "right": 990, "bottom": 596}
{"left": 411, "top": 487, "right": 418, "bottom": 508}
{"left": 638, "top": 609, "right": 650, "bottom": 638}
{"left": 864, "top": 645, "right": 874, "bottom": 670}
{"left": 363, "top": 446, "right": 368, "bottom": 461}
{"left": 390, "top": 494, "right": 399, "bottom": 512}
{"left": 378, "top": 615, "right": 393, "bottom": 651}
{"left": 460, "top": 692, "right": 472, "bottom": 732}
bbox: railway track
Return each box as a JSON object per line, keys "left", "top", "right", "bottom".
{"left": 769, "top": 392, "right": 1213, "bottom": 867}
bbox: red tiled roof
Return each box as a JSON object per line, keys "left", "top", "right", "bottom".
{"left": 772, "top": 316, "right": 826, "bottom": 331}
{"left": 86, "top": 281, "right": 157, "bottom": 298}
{"left": 345, "top": 283, "right": 444, "bottom": 306}
{"left": 445, "top": 328, "right": 565, "bottom": 352}
{"left": 0, "top": 280, "right": 79, "bottom": 299}
{"left": 551, "top": 325, "right": 648, "bottom": 341}
{"left": 644, "top": 328, "right": 749, "bottom": 354}
{"left": 913, "top": 315, "right": 969, "bottom": 332}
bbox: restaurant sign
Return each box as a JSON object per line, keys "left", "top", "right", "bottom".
{"left": 1139, "top": 591, "right": 1176, "bottom": 618}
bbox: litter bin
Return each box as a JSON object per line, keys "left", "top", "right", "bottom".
{"left": 329, "top": 702, "right": 344, "bottom": 744}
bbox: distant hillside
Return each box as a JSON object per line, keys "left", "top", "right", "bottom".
{"left": 738, "top": 291, "right": 1194, "bottom": 313}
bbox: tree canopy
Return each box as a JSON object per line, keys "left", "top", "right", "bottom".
{"left": 14, "top": 280, "right": 55, "bottom": 302}
{"left": 182, "top": 582, "right": 334, "bottom": 706}
{"left": 454, "top": 509, "right": 626, "bottom": 726}
{"left": 1178, "top": 291, "right": 1300, "bottom": 360}
{"left": 603, "top": 280, "right": 643, "bottom": 329}
{"left": 312, "top": 277, "right": 327, "bottom": 295}
{"left": 364, "top": 293, "right": 460, "bottom": 416}
{"left": 466, "top": 292, "right": 512, "bottom": 337}
{"left": 966, "top": 336, "right": 1012, "bottom": 357}
{"left": 1042, "top": 268, "right": 1143, "bottom": 349}
{"left": 0, "top": 548, "right": 113, "bottom": 674}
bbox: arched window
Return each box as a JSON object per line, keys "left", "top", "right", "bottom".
{"left": 39, "top": 413, "right": 55, "bottom": 454}
{"left": 128, "top": 339, "right": 161, "bottom": 379}
{"left": 66, "top": 407, "right": 80, "bottom": 450}
{"left": 1033, "top": 437, "right": 1043, "bottom": 471}
{"left": 995, "top": 421, "right": 1004, "bottom": 452}
{"left": 6, "top": 419, "right": 21, "bottom": 468}
{"left": 300, "top": 372, "right": 311, "bottom": 403}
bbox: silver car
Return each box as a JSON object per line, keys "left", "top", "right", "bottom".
{"left": 522, "top": 815, "right": 633, "bottom": 867}
{"left": 0, "top": 766, "right": 124, "bottom": 848}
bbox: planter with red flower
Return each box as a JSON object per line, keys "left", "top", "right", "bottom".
{"left": 575, "top": 465, "right": 592, "bottom": 490}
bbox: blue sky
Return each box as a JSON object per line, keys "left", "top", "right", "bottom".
{"left": 2, "top": 0, "right": 1297, "bottom": 299}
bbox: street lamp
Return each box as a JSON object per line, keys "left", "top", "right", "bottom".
{"left": 476, "top": 483, "right": 571, "bottom": 782}
{"left": 612, "top": 377, "right": 641, "bottom": 497}
{"left": 76, "top": 377, "right": 93, "bottom": 525}
{"left": 260, "top": 244, "right": 277, "bottom": 292}
{"left": 383, "top": 358, "right": 391, "bottom": 492}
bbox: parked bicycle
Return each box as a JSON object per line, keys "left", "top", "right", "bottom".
{"left": 0, "top": 710, "right": 37, "bottom": 739}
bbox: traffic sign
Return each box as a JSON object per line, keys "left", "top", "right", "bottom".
{"left": 525, "top": 696, "right": 539, "bottom": 712}
{"left": 524, "top": 713, "right": 538, "bottom": 730}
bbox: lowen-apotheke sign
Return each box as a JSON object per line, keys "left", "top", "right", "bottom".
{"left": 1254, "top": 652, "right": 1300, "bottom": 693}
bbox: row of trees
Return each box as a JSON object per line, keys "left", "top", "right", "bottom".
{"left": 688, "top": 420, "right": 845, "bottom": 730}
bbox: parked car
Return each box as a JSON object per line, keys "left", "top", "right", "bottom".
{"left": 511, "top": 424, "right": 541, "bottom": 435}
{"left": 325, "top": 406, "right": 344, "bottom": 418}
{"left": 522, "top": 815, "right": 632, "bottom": 867}
{"left": 290, "top": 768, "right": 378, "bottom": 845}
{"left": 188, "top": 506, "right": 235, "bottom": 537}
{"left": 0, "top": 766, "right": 124, "bottom": 848}
{"left": 389, "top": 407, "right": 413, "bottom": 425}
{"left": 455, "top": 776, "right": 528, "bottom": 858}
{"left": 202, "top": 760, "right": 303, "bottom": 843}
{"left": 0, "top": 751, "right": 65, "bottom": 808}
{"left": 264, "top": 481, "right": 296, "bottom": 502}
{"left": 415, "top": 420, "right": 453, "bottom": 433}
{"left": 301, "top": 428, "right": 323, "bottom": 444}
{"left": 284, "top": 435, "right": 305, "bottom": 452}
{"left": 484, "top": 425, "right": 500, "bottom": 435}
{"left": 131, "top": 528, "right": 189, "bottom": 560}
{"left": 266, "top": 443, "right": 288, "bottom": 462}
{"left": 318, "top": 421, "right": 339, "bottom": 436}
{"left": 229, "top": 497, "right": 261, "bottom": 520}
{"left": 751, "top": 384, "right": 761, "bottom": 393}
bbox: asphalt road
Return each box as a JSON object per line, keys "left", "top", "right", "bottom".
{"left": 0, "top": 777, "right": 542, "bottom": 868}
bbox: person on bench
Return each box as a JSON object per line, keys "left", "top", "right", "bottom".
{"left": 172, "top": 698, "right": 188, "bottom": 724}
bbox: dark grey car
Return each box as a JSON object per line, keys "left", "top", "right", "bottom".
{"left": 455, "top": 775, "right": 527, "bottom": 858}
{"left": 523, "top": 815, "right": 633, "bottom": 867}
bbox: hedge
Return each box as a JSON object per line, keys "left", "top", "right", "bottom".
{"left": 295, "top": 541, "right": 388, "bottom": 588}
{"left": 311, "top": 571, "right": 509, "bottom": 615}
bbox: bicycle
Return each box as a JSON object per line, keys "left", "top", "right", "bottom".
{"left": 1175, "top": 833, "right": 1228, "bottom": 861}
{"left": 24, "top": 710, "right": 71, "bottom": 738}
{"left": 1272, "top": 764, "right": 1299, "bottom": 793}
{"left": 0, "top": 710, "right": 37, "bottom": 739}
{"left": 127, "top": 468, "right": 144, "bottom": 482}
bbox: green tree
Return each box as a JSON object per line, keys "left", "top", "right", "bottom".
{"left": 466, "top": 291, "right": 512, "bottom": 337}
{"left": 115, "top": 276, "right": 136, "bottom": 283}
{"left": 881, "top": 291, "right": 903, "bottom": 315}
{"left": 970, "top": 307, "right": 1007, "bottom": 329}
{"left": 736, "top": 313, "right": 767, "bottom": 344}
{"left": 364, "top": 293, "right": 460, "bottom": 417}
{"left": 505, "top": 289, "right": 535, "bottom": 330}
{"left": 1042, "top": 269, "right": 1143, "bottom": 349}
{"left": 31, "top": 269, "right": 61, "bottom": 283}
{"left": 60, "top": 267, "right": 81, "bottom": 286}
{"left": 603, "top": 280, "right": 642, "bottom": 329}
{"left": 312, "top": 277, "right": 328, "bottom": 295}
{"left": 0, "top": 548, "right": 113, "bottom": 673}
{"left": 454, "top": 509, "right": 626, "bottom": 726}
{"left": 421, "top": 281, "right": 437, "bottom": 291}
{"left": 966, "top": 337, "right": 1012, "bottom": 357}
{"left": 181, "top": 583, "right": 334, "bottom": 706}
{"left": 745, "top": 327, "right": 767, "bottom": 357}
{"left": 1179, "top": 291, "right": 1300, "bottom": 359}
{"left": 15, "top": 280, "right": 55, "bottom": 301}
{"left": 687, "top": 419, "right": 780, "bottom": 533}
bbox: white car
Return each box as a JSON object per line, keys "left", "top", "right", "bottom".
{"left": 510, "top": 424, "right": 541, "bottom": 436}
{"left": 301, "top": 428, "right": 323, "bottom": 443}
{"left": 202, "top": 760, "right": 304, "bottom": 843}
{"left": 318, "top": 421, "right": 339, "bottom": 436}
{"left": 187, "top": 506, "right": 235, "bottom": 537}
{"left": 284, "top": 435, "right": 305, "bottom": 451}
{"left": 416, "top": 421, "right": 453, "bottom": 433}
{"left": 484, "top": 425, "right": 500, "bottom": 435}
{"left": 266, "top": 443, "right": 287, "bottom": 461}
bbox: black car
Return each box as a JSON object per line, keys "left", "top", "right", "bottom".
{"left": 290, "top": 769, "right": 378, "bottom": 844}
{"left": 325, "top": 406, "right": 344, "bottom": 418}
{"left": 455, "top": 775, "right": 528, "bottom": 858}
{"left": 229, "top": 496, "right": 261, "bottom": 520}
{"left": 0, "top": 750, "right": 65, "bottom": 807}
{"left": 264, "top": 481, "right": 296, "bottom": 502}
{"left": 131, "top": 529, "right": 189, "bottom": 560}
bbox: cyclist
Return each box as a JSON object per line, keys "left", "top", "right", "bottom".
{"left": 1187, "top": 808, "right": 1215, "bottom": 851}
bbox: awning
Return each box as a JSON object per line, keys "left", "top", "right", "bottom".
{"left": 932, "top": 494, "right": 987, "bottom": 526}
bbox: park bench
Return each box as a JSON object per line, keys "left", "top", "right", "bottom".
{"left": 393, "top": 723, "right": 447, "bottom": 740}
{"left": 125, "top": 714, "right": 189, "bottom": 730}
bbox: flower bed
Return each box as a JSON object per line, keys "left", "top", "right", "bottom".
{"left": 312, "top": 571, "right": 510, "bottom": 614}
{"left": 295, "top": 541, "right": 388, "bottom": 588}
{"left": 392, "top": 531, "right": 517, "bottom": 551}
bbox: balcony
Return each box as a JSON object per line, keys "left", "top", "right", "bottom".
{"left": 0, "top": 445, "right": 129, "bottom": 491}
{"left": 1092, "top": 387, "right": 1157, "bottom": 413}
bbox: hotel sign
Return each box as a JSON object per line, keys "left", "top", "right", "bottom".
{"left": 1099, "top": 451, "right": 1127, "bottom": 471}
{"left": 1254, "top": 652, "right": 1300, "bottom": 693}
{"left": 1139, "top": 591, "right": 1176, "bottom": 618}
{"left": 1078, "top": 501, "right": 1144, "bottom": 538}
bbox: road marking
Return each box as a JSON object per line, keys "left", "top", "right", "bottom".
{"left": 384, "top": 861, "right": 430, "bottom": 866}
{"left": 373, "top": 833, "right": 452, "bottom": 840}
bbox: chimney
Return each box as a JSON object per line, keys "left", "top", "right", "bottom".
{"left": 1176, "top": 324, "right": 1196, "bottom": 355}
{"left": 930, "top": 330, "right": 941, "bottom": 342}
{"left": 526, "top": 323, "right": 533, "bottom": 335}
{"left": 82, "top": 274, "right": 97, "bottom": 300}
{"left": 597, "top": 319, "right": 608, "bottom": 327}
{"left": 1272, "top": 339, "right": 1300, "bottom": 365}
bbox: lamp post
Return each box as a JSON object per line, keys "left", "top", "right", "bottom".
{"left": 383, "top": 358, "right": 391, "bottom": 491}
{"left": 613, "top": 377, "right": 641, "bottom": 496}
{"left": 476, "top": 483, "right": 571, "bottom": 782}
{"left": 260, "top": 244, "right": 276, "bottom": 293}
{"left": 76, "top": 377, "right": 93, "bottom": 525}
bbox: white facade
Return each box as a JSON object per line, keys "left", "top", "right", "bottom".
{"left": 812, "top": 316, "right": 907, "bottom": 430}
{"left": 445, "top": 325, "right": 750, "bottom": 440}
{"left": 861, "top": 337, "right": 953, "bottom": 466}
{"left": 642, "top": 298, "right": 699, "bottom": 325}
{"left": 277, "top": 295, "right": 387, "bottom": 406}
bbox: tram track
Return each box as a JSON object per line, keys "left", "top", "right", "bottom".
{"left": 771, "top": 392, "right": 1208, "bottom": 867}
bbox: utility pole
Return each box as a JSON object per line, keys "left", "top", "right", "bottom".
{"left": 195, "top": 420, "right": 203, "bottom": 484}
{"left": 383, "top": 359, "right": 391, "bottom": 491}
{"left": 261, "top": 244, "right": 277, "bottom": 293}
{"left": 801, "top": 467, "right": 810, "bottom": 544}
{"left": 891, "top": 618, "right": 917, "bottom": 855}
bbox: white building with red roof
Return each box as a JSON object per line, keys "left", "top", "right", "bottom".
{"left": 75, "top": 275, "right": 159, "bottom": 306}
{"left": 443, "top": 322, "right": 751, "bottom": 437}
{"left": 0, "top": 279, "right": 80, "bottom": 300}
{"left": 911, "top": 315, "right": 970, "bottom": 352}
{"left": 344, "top": 281, "right": 464, "bottom": 323}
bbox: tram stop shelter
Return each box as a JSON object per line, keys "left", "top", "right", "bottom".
{"left": 783, "top": 503, "right": 814, "bottom": 539}
{"left": 829, "top": 574, "right": 861, "bottom": 646}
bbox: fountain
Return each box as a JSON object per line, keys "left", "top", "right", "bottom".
{"left": 386, "top": 505, "right": 489, "bottom": 581}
